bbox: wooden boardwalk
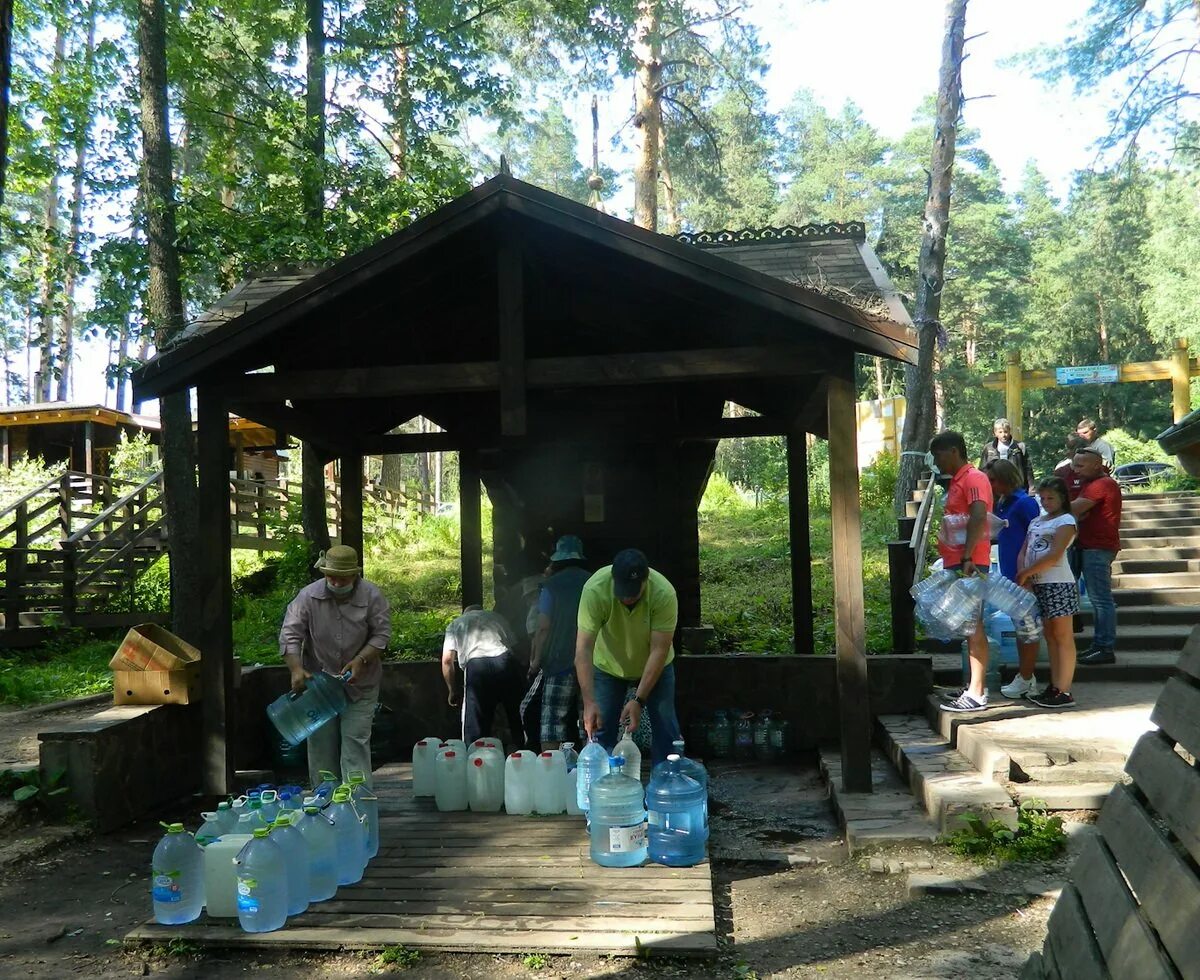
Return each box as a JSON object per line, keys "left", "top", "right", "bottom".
{"left": 128, "top": 762, "right": 717, "bottom": 956}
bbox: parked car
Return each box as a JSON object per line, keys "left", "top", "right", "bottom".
{"left": 1112, "top": 461, "right": 1176, "bottom": 487}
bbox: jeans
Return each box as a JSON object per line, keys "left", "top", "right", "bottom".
{"left": 308, "top": 683, "right": 379, "bottom": 789}
{"left": 1081, "top": 548, "right": 1117, "bottom": 649}
{"left": 461, "top": 652, "right": 526, "bottom": 748}
{"left": 592, "top": 662, "right": 681, "bottom": 766}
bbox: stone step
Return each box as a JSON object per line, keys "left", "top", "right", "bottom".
{"left": 930, "top": 650, "right": 1184, "bottom": 686}
{"left": 1122, "top": 525, "right": 1200, "bottom": 539}
{"left": 1013, "top": 764, "right": 1127, "bottom": 785}
{"left": 1007, "top": 782, "right": 1117, "bottom": 811}
{"left": 1078, "top": 604, "right": 1200, "bottom": 626}
{"left": 1113, "top": 587, "right": 1200, "bottom": 606}
{"left": 1120, "top": 516, "right": 1200, "bottom": 529}
{"left": 1117, "top": 545, "right": 1200, "bottom": 561}
{"left": 1074, "top": 626, "right": 1190, "bottom": 651}
{"left": 1113, "top": 558, "right": 1200, "bottom": 575}
{"left": 818, "top": 747, "right": 939, "bottom": 855}
{"left": 1122, "top": 503, "right": 1200, "bottom": 518}
{"left": 1112, "top": 571, "right": 1200, "bottom": 589}
{"left": 876, "top": 713, "right": 1017, "bottom": 833}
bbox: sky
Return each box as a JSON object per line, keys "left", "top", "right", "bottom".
{"left": 71, "top": 0, "right": 1132, "bottom": 407}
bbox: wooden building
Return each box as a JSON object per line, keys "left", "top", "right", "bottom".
{"left": 133, "top": 175, "right": 916, "bottom": 795}
{"left": 0, "top": 402, "right": 159, "bottom": 475}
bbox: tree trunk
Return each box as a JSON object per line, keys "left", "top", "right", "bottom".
{"left": 301, "top": 441, "right": 332, "bottom": 572}
{"left": 631, "top": 0, "right": 662, "bottom": 231}
{"left": 137, "top": 0, "right": 202, "bottom": 644}
{"left": 0, "top": 0, "right": 12, "bottom": 234}
{"left": 894, "top": 0, "right": 968, "bottom": 514}
{"left": 36, "top": 25, "right": 67, "bottom": 402}
{"left": 417, "top": 416, "right": 430, "bottom": 505}
{"left": 58, "top": 3, "right": 98, "bottom": 403}
{"left": 874, "top": 356, "right": 886, "bottom": 401}
{"left": 390, "top": 3, "right": 410, "bottom": 174}
{"left": 113, "top": 316, "right": 130, "bottom": 411}
{"left": 303, "top": 0, "right": 326, "bottom": 231}
{"left": 660, "top": 131, "right": 681, "bottom": 235}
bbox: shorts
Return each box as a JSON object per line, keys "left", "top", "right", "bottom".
{"left": 1032, "top": 582, "right": 1079, "bottom": 620}
{"left": 540, "top": 670, "right": 581, "bottom": 743}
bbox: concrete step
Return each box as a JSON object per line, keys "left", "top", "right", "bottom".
{"left": 1075, "top": 626, "right": 1192, "bottom": 651}
{"left": 1117, "top": 546, "right": 1200, "bottom": 561}
{"left": 931, "top": 650, "right": 1184, "bottom": 686}
{"left": 876, "top": 713, "right": 1017, "bottom": 833}
{"left": 1112, "top": 558, "right": 1200, "bottom": 574}
{"left": 1013, "top": 763, "right": 1126, "bottom": 785}
{"left": 818, "top": 747, "right": 939, "bottom": 854}
{"left": 1078, "top": 604, "right": 1200, "bottom": 626}
{"left": 1008, "top": 782, "right": 1117, "bottom": 810}
{"left": 1120, "top": 516, "right": 1200, "bottom": 529}
{"left": 1112, "top": 571, "right": 1200, "bottom": 589}
{"left": 1122, "top": 525, "right": 1200, "bottom": 539}
{"left": 1113, "top": 587, "right": 1200, "bottom": 606}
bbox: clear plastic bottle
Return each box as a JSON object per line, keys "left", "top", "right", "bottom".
{"left": 709, "top": 711, "right": 733, "bottom": 758}
{"left": 312, "top": 770, "right": 340, "bottom": 806}
{"left": 294, "top": 806, "right": 338, "bottom": 902}
{"left": 195, "top": 811, "right": 224, "bottom": 847}
{"left": 214, "top": 800, "right": 238, "bottom": 835}
{"left": 258, "top": 789, "right": 281, "bottom": 825}
{"left": 752, "top": 712, "right": 772, "bottom": 760}
{"left": 613, "top": 732, "right": 643, "bottom": 783}
{"left": 326, "top": 788, "right": 366, "bottom": 885}
{"left": 151, "top": 822, "right": 205, "bottom": 924}
{"left": 235, "top": 828, "right": 287, "bottom": 933}
{"left": 347, "top": 771, "right": 379, "bottom": 859}
{"left": 269, "top": 816, "right": 310, "bottom": 916}
{"left": 733, "top": 712, "right": 755, "bottom": 760}
{"left": 575, "top": 737, "right": 610, "bottom": 813}
{"left": 560, "top": 742, "right": 583, "bottom": 816}
{"left": 646, "top": 755, "right": 708, "bottom": 867}
{"left": 588, "top": 757, "right": 648, "bottom": 868}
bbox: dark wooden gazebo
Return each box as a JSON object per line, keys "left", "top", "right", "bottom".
{"left": 133, "top": 175, "right": 915, "bottom": 795}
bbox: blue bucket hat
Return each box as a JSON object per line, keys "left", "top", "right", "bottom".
{"left": 550, "top": 534, "right": 585, "bottom": 562}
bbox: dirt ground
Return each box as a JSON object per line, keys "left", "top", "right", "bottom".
{"left": 0, "top": 757, "right": 1070, "bottom": 980}
{"left": 0, "top": 697, "right": 110, "bottom": 767}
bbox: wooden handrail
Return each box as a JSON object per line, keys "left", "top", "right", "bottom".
{"left": 0, "top": 473, "right": 62, "bottom": 520}
{"left": 64, "top": 471, "right": 162, "bottom": 546}
{"left": 909, "top": 474, "right": 939, "bottom": 579}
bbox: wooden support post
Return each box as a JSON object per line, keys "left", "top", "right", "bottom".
{"left": 4, "top": 502, "right": 27, "bottom": 632}
{"left": 787, "top": 430, "right": 814, "bottom": 654}
{"left": 498, "top": 235, "right": 527, "bottom": 437}
{"left": 232, "top": 431, "right": 244, "bottom": 480}
{"left": 196, "top": 387, "right": 235, "bottom": 795}
{"left": 459, "top": 448, "right": 483, "bottom": 609}
{"left": 828, "top": 366, "right": 871, "bottom": 794}
{"left": 1172, "top": 338, "right": 1192, "bottom": 423}
{"left": 888, "top": 540, "right": 916, "bottom": 655}
{"left": 83, "top": 420, "right": 94, "bottom": 478}
{"left": 1, "top": 426, "right": 9, "bottom": 468}
{"left": 339, "top": 453, "right": 364, "bottom": 565}
{"left": 1005, "top": 351, "right": 1023, "bottom": 438}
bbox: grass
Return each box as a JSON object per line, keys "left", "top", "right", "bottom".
{"left": 0, "top": 477, "right": 902, "bottom": 706}
{"left": 943, "top": 799, "right": 1067, "bottom": 862}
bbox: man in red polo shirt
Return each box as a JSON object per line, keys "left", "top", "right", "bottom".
{"left": 1071, "top": 448, "right": 1122, "bottom": 665}
{"left": 931, "top": 431, "right": 995, "bottom": 713}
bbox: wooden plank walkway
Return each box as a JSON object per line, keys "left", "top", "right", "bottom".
{"left": 127, "top": 762, "right": 717, "bottom": 956}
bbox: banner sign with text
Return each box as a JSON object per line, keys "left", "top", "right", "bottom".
{"left": 1055, "top": 365, "right": 1120, "bottom": 386}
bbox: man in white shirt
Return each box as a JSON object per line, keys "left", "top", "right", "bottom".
{"left": 441, "top": 606, "right": 526, "bottom": 746}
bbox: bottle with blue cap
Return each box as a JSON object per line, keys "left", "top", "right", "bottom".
{"left": 234, "top": 827, "right": 288, "bottom": 933}
{"left": 646, "top": 754, "right": 708, "bottom": 867}
{"left": 588, "top": 756, "right": 648, "bottom": 867}
{"left": 151, "top": 822, "right": 205, "bottom": 924}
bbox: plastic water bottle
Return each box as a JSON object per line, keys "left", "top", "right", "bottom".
{"left": 709, "top": 711, "right": 733, "bottom": 758}
{"left": 588, "top": 757, "right": 648, "bottom": 868}
{"left": 468, "top": 753, "right": 505, "bottom": 812}
{"left": 576, "top": 737, "right": 610, "bottom": 813}
{"left": 347, "top": 771, "right": 379, "bottom": 859}
{"left": 561, "top": 742, "right": 583, "bottom": 816}
{"left": 985, "top": 609, "right": 1019, "bottom": 666}
{"left": 214, "top": 800, "right": 238, "bottom": 835}
{"left": 202, "top": 833, "right": 251, "bottom": 917}
{"left": 266, "top": 670, "right": 351, "bottom": 746}
{"left": 411, "top": 738, "right": 439, "bottom": 797}
{"left": 613, "top": 732, "right": 642, "bottom": 783}
{"left": 752, "top": 712, "right": 772, "bottom": 760}
{"left": 468, "top": 738, "right": 502, "bottom": 760}
{"left": 269, "top": 816, "right": 310, "bottom": 916}
{"left": 195, "top": 811, "right": 224, "bottom": 847}
{"left": 733, "top": 712, "right": 755, "bottom": 760}
{"left": 236, "top": 803, "right": 268, "bottom": 834}
{"left": 534, "top": 750, "right": 566, "bottom": 814}
{"left": 258, "top": 789, "right": 281, "bottom": 825}
{"left": 294, "top": 806, "right": 338, "bottom": 901}
{"left": 441, "top": 738, "right": 468, "bottom": 757}
{"left": 652, "top": 740, "right": 709, "bottom": 793}
{"left": 435, "top": 749, "right": 469, "bottom": 812}
{"left": 326, "top": 788, "right": 366, "bottom": 885}
{"left": 646, "top": 755, "right": 708, "bottom": 867}
{"left": 311, "top": 770, "right": 340, "bottom": 806}
{"left": 151, "top": 823, "right": 205, "bottom": 924}
{"left": 235, "top": 828, "right": 288, "bottom": 933}
{"left": 277, "top": 790, "right": 300, "bottom": 813}
{"left": 504, "top": 751, "right": 535, "bottom": 815}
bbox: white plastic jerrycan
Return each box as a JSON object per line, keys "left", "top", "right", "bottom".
{"left": 202, "top": 833, "right": 252, "bottom": 917}
{"left": 435, "top": 748, "right": 468, "bottom": 811}
{"left": 504, "top": 751, "right": 535, "bottom": 815}
{"left": 534, "top": 750, "right": 566, "bottom": 814}
{"left": 412, "top": 737, "right": 441, "bottom": 797}
{"left": 467, "top": 752, "right": 504, "bottom": 812}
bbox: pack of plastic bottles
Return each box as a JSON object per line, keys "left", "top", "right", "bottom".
{"left": 912, "top": 570, "right": 985, "bottom": 640}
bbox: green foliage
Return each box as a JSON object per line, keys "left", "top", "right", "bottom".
{"left": 858, "top": 452, "right": 899, "bottom": 512}
{"left": 944, "top": 799, "right": 1067, "bottom": 862}
{"left": 0, "top": 766, "right": 69, "bottom": 810}
{"left": 376, "top": 944, "right": 421, "bottom": 969}
{"left": 699, "top": 471, "right": 747, "bottom": 513}
{"left": 0, "top": 456, "right": 57, "bottom": 511}
{"left": 731, "top": 962, "right": 761, "bottom": 980}
{"left": 1103, "top": 427, "right": 1173, "bottom": 466}
{"left": 108, "top": 431, "right": 158, "bottom": 483}
{"left": 0, "top": 633, "right": 115, "bottom": 705}
{"left": 521, "top": 952, "right": 550, "bottom": 970}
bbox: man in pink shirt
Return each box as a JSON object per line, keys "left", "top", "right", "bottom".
{"left": 931, "top": 431, "right": 995, "bottom": 713}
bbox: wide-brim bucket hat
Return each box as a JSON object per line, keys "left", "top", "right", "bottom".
{"left": 550, "top": 534, "right": 585, "bottom": 562}
{"left": 314, "top": 545, "right": 362, "bottom": 576}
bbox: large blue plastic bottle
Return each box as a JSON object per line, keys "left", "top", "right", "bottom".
{"left": 270, "top": 816, "right": 310, "bottom": 916}
{"left": 646, "top": 755, "right": 708, "bottom": 867}
{"left": 347, "top": 770, "right": 379, "bottom": 859}
{"left": 266, "top": 671, "right": 350, "bottom": 746}
{"left": 294, "top": 805, "right": 338, "bottom": 901}
{"left": 326, "top": 787, "right": 366, "bottom": 885}
{"left": 235, "top": 828, "right": 288, "bottom": 933}
{"left": 651, "top": 739, "right": 708, "bottom": 826}
{"left": 576, "top": 736, "right": 610, "bottom": 813}
{"left": 151, "top": 823, "right": 205, "bottom": 924}
{"left": 588, "top": 757, "right": 648, "bottom": 868}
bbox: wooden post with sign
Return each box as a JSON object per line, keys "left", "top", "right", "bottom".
{"left": 1172, "top": 338, "right": 1192, "bottom": 423}
{"left": 1005, "top": 351, "right": 1022, "bottom": 438}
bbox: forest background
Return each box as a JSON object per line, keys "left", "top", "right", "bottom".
{"left": 2, "top": 0, "right": 1199, "bottom": 489}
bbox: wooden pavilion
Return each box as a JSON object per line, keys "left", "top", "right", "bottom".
{"left": 133, "top": 175, "right": 916, "bottom": 795}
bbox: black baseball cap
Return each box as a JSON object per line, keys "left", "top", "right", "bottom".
{"left": 611, "top": 548, "right": 649, "bottom": 600}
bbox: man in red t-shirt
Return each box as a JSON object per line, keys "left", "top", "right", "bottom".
{"left": 931, "top": 431, "right": 995, "bottom": 713}
{"left": 1071, "top": 448, "right": 1122, "bottom": 665}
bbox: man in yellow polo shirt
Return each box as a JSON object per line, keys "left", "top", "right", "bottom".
{"left": 574, "top": 548, "right": 680, "bottom": 765}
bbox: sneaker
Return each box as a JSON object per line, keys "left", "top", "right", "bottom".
{"left": 940, "top": 691, "right": 990, "bottom": 713}
{"left": 1078, "top": 648, "right": 1116, "bottom": 666}
{"left": 938, "top": 687, "right": 966, "bottom": 702}
{"left": 1029, "top": 686, "right": 1076, "bottom": 709}
{"left": 1000, "top": 674, "right": 1044, "bottom": 699}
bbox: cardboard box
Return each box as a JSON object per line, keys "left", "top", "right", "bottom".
{"left": 113, "top": 661, "right": 202, "bottom": 705}
{"left": 109, "top": 624, "right": 201, "bottom": 673}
